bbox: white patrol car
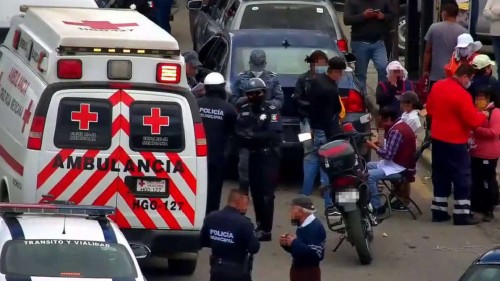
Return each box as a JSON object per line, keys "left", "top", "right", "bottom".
{"left": 0, "top": 203, "right": 148, "bottom": 281}
{"left": 0, "top": 6, "right": 207, "bottom": 274}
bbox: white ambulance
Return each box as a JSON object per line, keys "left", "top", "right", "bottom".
{"left": 0, "top": 6, "right": 207, "bottom": 275}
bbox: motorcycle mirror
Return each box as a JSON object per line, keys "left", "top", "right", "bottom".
{"left": 186, "top": 0, "right": 203, "bottom": 10}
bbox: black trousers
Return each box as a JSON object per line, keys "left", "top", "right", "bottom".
{"left": 206, "top": 160, "right": 225, "bottom": 215}
{"left": 471, "top": 157, "right": 499, "bottom": 214}
{"left": 431, "top": 139, "right": 472, "bottom": 223}
{"left": 210, "top": 265, "right": 251, "bottom": 281}
{"left": 248, "top": 149, "right": 279, "bottom": 233}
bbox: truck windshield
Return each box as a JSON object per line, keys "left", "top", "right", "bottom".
{"left": 0, "top": 240, "right": 137, "bottom": 279}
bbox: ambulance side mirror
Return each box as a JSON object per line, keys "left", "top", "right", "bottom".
{"left": 187, "top": 0, "right": 203, "bottom": 10}
{"left": 130, "top": 243, "right": 151, "bottom": 260}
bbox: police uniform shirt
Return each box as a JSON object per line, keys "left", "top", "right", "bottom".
{"left": 197, "top": 96, "right": 237, "bottom": 162}
{"left": 200, "top": 206, "right": 260, "bottom": 262}
{"left": 235, "top": 101, "right": 283, "bottom": 149}
{"left": 230, "top": 71, "right": 284, "bottom": 109}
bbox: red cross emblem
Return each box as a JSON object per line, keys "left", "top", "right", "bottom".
{"left": 21, "top": 100, "right": 33, "bottom": 133}
{"left": 71, "top": 104, "right": 99, "bottom": 131}
{"left": 143, "top": 108, "right": 169, "bottom": 135}
{"left": 138, "top": 180, "right": 145, "bottom": 187}
{"left": 63, "top": 20, "right": 138, "bottom": 30}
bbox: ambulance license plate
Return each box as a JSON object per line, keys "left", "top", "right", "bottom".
{"left": 126, "top": 177, "right": 170, "bottom": 197}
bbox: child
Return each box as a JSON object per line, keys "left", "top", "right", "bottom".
{"left": 469, "top": 87, "right": 500, "bottom": 221}
{"left": 399, "top": 91, "right": 423, "bottom": 135}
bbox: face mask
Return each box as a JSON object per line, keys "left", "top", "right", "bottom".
{"left": 476, "top": 98, "right": 488, "bottom": 110}
{"left": 291, "top": 218, "right": 300, "bottom": 226}
{"left": 464, "top": 80, "right": 472, "bottom": 89}
{"left": 314, "top": 66, "right": 328, "bottom": 74}
{"left": 251, "top": 71, "right": 263, "bottom": 77}
{"left": 458, "top": 47, "right": 472, "bottom": 58}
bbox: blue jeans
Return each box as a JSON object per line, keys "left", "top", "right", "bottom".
{"left": 366, "top": 162, "right": 401, "bottom": 209}
{"left": 493, "top": 37, "right": 500, "bottom": 78}
{"left": 153, "top": 0, "right": 173, "bottom": 33}
{"left": 301, "top": 130, "right": 333, "bottom": 208}
{"left": 351, "top": 40, "right": 388, "bottom": 93}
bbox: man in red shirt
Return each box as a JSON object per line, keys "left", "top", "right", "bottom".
{"left": 426, "top": 64, "right": 487, "bottom": 225}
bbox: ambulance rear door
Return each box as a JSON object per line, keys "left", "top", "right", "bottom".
{"left": 36, "top": 89, "right": 121, "bottom": 210}
{"left": 116, "top": 89, "right": 200, "bottom": 230}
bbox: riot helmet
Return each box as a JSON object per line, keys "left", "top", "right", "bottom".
{"left": 244, "top": 78, "right": 266, "bottom": 106}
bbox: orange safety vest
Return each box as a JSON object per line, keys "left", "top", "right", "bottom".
{"left": 444, "top": 52, "right": 478, "bottom": 78}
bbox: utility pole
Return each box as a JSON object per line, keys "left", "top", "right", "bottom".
{"left": 405, "top": 0, "right": 420, "bottom": 79}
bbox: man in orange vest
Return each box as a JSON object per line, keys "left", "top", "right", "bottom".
{"left": 444, "top": 33, "right": 482, "bottom": 78}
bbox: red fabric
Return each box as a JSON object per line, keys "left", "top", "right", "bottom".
{"left": 390, "top": 122, "right": 417, "bottom": 182}
{"left": 426, "top": 78, "right": 487, "bottom": 144}
{"left": 470, "top": 107, "right": 500, "bottom": 159}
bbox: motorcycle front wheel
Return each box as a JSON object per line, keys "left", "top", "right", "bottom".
{"left": 345, "top": 208, "right": 373, "bottom": 265}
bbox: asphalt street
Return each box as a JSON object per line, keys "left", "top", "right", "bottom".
{"left": 139, "top": 5, "right": 500, "bottom": 281}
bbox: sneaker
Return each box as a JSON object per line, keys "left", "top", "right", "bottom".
{"left": 454, "top": 215, "right": 481, "bottom": 226}
{"left": 483, "top": 212, "right": 494, "bottom": 222}
{"left": 390, "top": 200, "right": 408, "bottom": 212}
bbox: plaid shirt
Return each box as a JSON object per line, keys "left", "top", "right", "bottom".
{"left": 377, "top": 130, "right": 403, "bottom": 160}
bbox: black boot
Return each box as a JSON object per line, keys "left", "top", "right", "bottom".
{"left": 454, "top": 215, "right": 480, "bottom": 225}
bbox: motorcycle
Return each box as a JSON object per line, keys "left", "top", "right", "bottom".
{"left": 313, "top": 115, "right": 390, "bottom": 265}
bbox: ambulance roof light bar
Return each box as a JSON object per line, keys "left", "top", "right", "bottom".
{"left": 58, "top": 46, "right": 180, "bottom": 58}
{"left": 0, "top": 203, "right": 115, "bottom": 216}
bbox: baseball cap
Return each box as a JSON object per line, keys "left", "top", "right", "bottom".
{"left": 182, "top": 50, "right": 202, "bottom": 67}
{"left": 472, "top": 54, "right": 496, "bottom": 70}
{"left": 249, "top": 49, "right": 267, "bottom": 72}
{"left": 291, "top": 195, "right": 316, "bottom": 211}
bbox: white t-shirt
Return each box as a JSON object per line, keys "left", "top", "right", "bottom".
{"left": 401, "top": 110, "right": 422, "bottom": 134}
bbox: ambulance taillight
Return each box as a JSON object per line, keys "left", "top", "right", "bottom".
{"left": 57, "top": 59, "right": 82, "bottom": 79}
{"left": 27, "top": 116, "right": 46, "bottom": 150}
{"left": 12, "top": 30, "right": 21, "bottom": 50}
{"left": 194, "top": 123, "right": 207, "bottom": 157}
{"left": 156, "top": 63, "right": 181, "bottom": 84}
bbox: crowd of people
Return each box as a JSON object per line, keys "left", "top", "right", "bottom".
{"left": 177, "top": 0, "right": 500, "bottom": 280}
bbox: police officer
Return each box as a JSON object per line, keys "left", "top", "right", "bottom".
{"left": 201, "top": 189, "right": 260, "bottom": 281}
{"left": 198, "top": 72, "right": 238, "bottom": 214}
{"left": 182, "top": 50, "right": 211, "bottom": 97}
{"left": 230, "top": 49, "right": 284, "bottom": 109}
{"left": 235, "top": 78, "right": 282, "bottom": 242}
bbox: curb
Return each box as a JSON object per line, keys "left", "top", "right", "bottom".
{"left": 364, "top": 86, "right": 432, "bottom": 171}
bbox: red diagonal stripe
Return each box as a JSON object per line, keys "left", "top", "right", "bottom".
{"left": 70, "top": 148, "right": 121, "bottom": 204}
{"left": 112, "top": 115, "right": 130, "bottom": 137}
{"left": 108, "top": 90, "right": 121, "bottom": 106}
{"left": 0, "top": 143, "right": 24, "bottom": 176}
{"left": 39, "top": 150, "right": 101, "bottom": 202}
{"left": 117, "top": 180, "right": 156, "bottom": 229}
{"left": 37, "top": 149, "right": 75, "bottom": 189}
{"left": 116, "top": 148, "right": 179, "bottom": 229}
{"left": 166, "top": 153, "right": 197, "bottom": 193}
{"left": 120, "top": 90, "right": 134, "bottom": 107}
{"left": 150, "top": 197, "right": 181, "bottom": 230}
{"left": 141, "top": 151, "right": 195, "bottom": 224}
{"left": 93, "top": 176, "right": 121, "bottom": 206}
{"left": 114, "top": 208, "right": 131, "bottom": 228}
{"left": 120, "top": 147, "right": 178, "bottom": 228}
